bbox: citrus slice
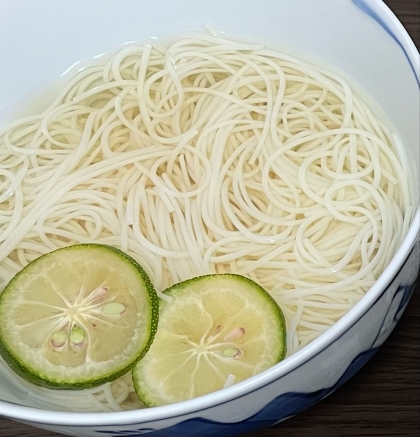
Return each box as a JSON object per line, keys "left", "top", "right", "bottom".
{"left": 0, "top": 244, "right": 158, "bottom": 389}
{"left": 133, "top": 274, "right": 286, "bottom": 406}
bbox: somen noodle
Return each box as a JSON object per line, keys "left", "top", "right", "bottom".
{"left": 0, "top": 32, "right": 414, "bottom": 411}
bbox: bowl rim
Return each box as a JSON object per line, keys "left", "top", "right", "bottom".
{"left": 0, "top": 0, "right": 419, "bottom": 427}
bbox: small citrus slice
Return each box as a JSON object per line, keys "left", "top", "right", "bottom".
{"left": 0, "top": 244, "right": 158, "bottom": 389}
{"left": 133, "top": 274, "right": 286, "bottom": 406}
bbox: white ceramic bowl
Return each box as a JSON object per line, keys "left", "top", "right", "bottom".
{"left": 0, "top": 1, "right": 419, "bottom": 436}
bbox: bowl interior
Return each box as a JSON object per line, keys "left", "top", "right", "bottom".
{"left": 0, "top": 0, "right": 419, "bottom": 417}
